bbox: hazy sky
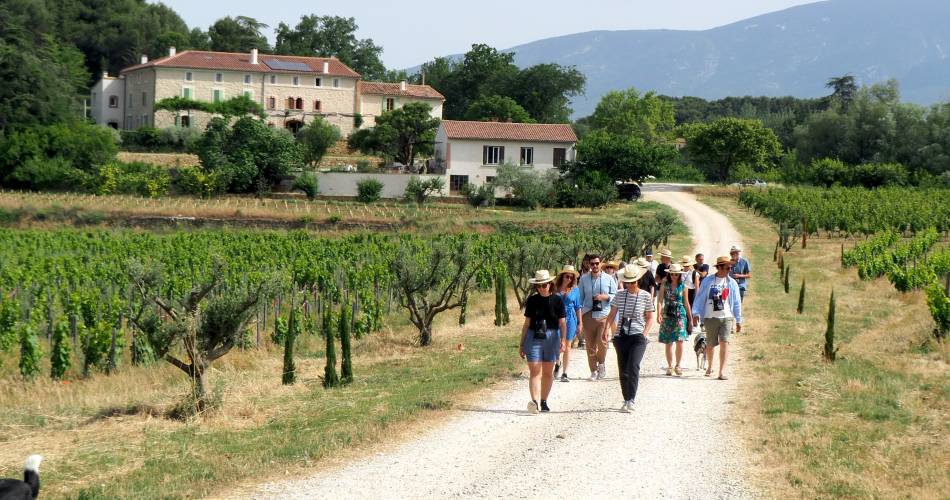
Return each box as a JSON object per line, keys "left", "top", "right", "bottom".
{"left": 157, "top": 0, "right": 821, "bottom": 69}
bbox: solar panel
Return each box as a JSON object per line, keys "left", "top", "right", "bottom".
{"left": 264, "top": 59, "right": 313, "bottom": 72}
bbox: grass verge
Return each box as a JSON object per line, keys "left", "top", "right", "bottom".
{"left": 702, "top": 196, "right": 949, "bottom": 499}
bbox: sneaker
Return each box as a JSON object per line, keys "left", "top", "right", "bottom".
{"left": 560, "top": 373, "right": 570, "bottom": 383}
{"left": 589, "top": 371, "right": 597, "bottom": 381}
{"left": 540, "top": 400, "right": 550, "bottom": 412}
{"left": 527, "top": 400, "right": 539, "bottom": 414}
{"left": 620, "top": 401, "right": 631, "bottom": 413}
{"left": 597, "top": 363, "right": 607, "bottom": 380}
{"left": 553, "top": 363, "right": 561, "bottom": 377}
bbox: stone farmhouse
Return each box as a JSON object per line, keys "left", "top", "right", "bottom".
{"left": 90, "top": 47, "right": 444, "bottom": 135}
{"left": 434, "top": 120, "right": 578, "bottom": 194}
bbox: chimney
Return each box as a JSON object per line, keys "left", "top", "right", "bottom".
{"left": 322, "top": 61, "right": 329, "bottom": 73}
{"left": 400, "top": 80, "right": 407, "bottom": 91}
{"left": 168, "top": 46, "right": 176, "bottom": 57}
{"left": 140, "top": 55, "right": 148, "bottom": 64}
{"left": 251, "top": 48, "right": 258, "bottom": 65}
{"left": 102, "top": 71, "right": 109, "bottom": 79}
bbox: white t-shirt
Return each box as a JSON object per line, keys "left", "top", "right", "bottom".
{"left": 648, "top": 260, "right": 659, "bottom": 274}
{"left": 704, "top": 276, "right": 734, "bottom": 319}
{"left": 684, "top": 269, "right": 697, "bottom": 290}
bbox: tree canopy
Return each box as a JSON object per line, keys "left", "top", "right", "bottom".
{"left": 465, "top": 96, "right": 534, "bottom": 123}
{"left": 208, "top": 16, "right": 270, "bottom": 53}
{"left": 575, "top": 131, "right": 677, "bottom": 183}
{"left": 681, "top": 117, "right": 783, "bottom": 182}
{"left": 352, "top": 103, "right": 440, "bottom": 168}
{"left": 275, "top": 15, "right": 386, "bottom": 80}
{"left": 589, "top": 88, "right": 676, "bottom": 142}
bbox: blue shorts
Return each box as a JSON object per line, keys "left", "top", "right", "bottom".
{"left": 525, "top": 329, "right": 560, "bottom": 362}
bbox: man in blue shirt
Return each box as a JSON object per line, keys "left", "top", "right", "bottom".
{"left": 578, "top": 254, "right": 617, "bottom": 380}
{"left": 692, "top": 255, "right": 743, "bottom": 380}
{"left": 729, "top": 246, "right": 752, "bottom": 302}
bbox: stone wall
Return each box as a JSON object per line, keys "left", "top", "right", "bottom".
{"left": 316, "top": 173, "right": 448, "bottom": 199}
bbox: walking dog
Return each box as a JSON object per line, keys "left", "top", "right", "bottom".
{"left": 693, "top": 332, "right": 707, "bottom": 371}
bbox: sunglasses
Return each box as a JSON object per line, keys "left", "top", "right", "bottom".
{"left": 590, "top": 262, "right": 601, "bottom": 266}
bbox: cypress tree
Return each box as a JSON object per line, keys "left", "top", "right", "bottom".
{"left": 339, "top": 301, "right": 353, "bottom": 384}
{"left": 823, "top": 290, "right": 838, "bottom": 362}
{"left": 322, "top": 306, "right": 339, "bottom": 388}
{"left": 784, "top": 265, "right": 791, "bottom": 293}
{"left": 50, "top": 320, "right": 72, "bottom": 380}
{"left": 282, "top": 305, "right": 299, "bottom": 385}
{"left": 19, "top": 322, "right": 42, "bottom": 379}
{"left": 797, "top": 278, "right": 806, "bottom": 314}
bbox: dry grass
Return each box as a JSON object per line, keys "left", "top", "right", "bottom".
{"left": 117, "top": 152, "right": 199, "bottom": 168}
{"left": 0, "top": 293, "right": 524, "bottom": 498}
{"left": 703, "top": 196, "right": 950, "bottom": 499}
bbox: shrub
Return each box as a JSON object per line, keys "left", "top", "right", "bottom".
{"left": 0, "top": 122, "right": 117, "bottom": 190}
{"left": 292, "top": 172, "right": 320, "bottom": 199}
{"left": 195, "top": 116, "right": 303, "bottom": 193}
{"left": 356, "top": 178, "right": 383, "bottom": 203}
{"left": 356, "top": 159, "right": 377, "bottom": 173}
{"left": 573, "top": 170, "right": 618, "bottom": 209}
{"left": 95, "top": 161, "right": 170, "bottom": 197}
{"left": 175, "top": 166, "right": 227, "bottom": 198}
{"left": 155, "top": 127, "right": 203, "bottom": 152}
{"left": 353, "top": 113, "right": 364, "bottom": 129}
{"left": 494, "top": 163, "right": 556, "bottom": 209}
{"left": 297, "top": 119, "right": 341, "bottom": 165}
{"left": 460, "top": 182, "right": 496, "bottom": 208}
{"left": 657, "top": 161, "right": 706, "bottom": 183}
{"left": 404, "top": 176, "right": 444, "bottom": 204}
{"left": 120, "top": 126, "right": 160, "bottom": 149}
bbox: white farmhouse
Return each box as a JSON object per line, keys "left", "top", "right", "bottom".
{"left": 90, "top": 72, "right": 125, "bottom": 129}
{"left": 433, "top": 120, "right": 578, "bottom": 194}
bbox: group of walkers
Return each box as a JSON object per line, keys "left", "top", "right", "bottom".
{"left": 518, "top": 247, "right": 751, "bottom": 414}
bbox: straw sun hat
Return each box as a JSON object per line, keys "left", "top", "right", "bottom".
{"left": 620, "top": 265, "right": 644, "bottom": 283}
{"left": 715, "top": 255, "right": 734, "bottom": 267}
{"left": 635, "top": 257, "right": 650, "bottom": 269}
{"left": 679, "top": 255, "right": 695, "bottom": 266}
{"left": 529, "top": 270, "right": 555, "bottom": 285}
{"left": 557, "top": 265, "right": 580, "bottom": 278}
{"left": 603, "top": 260, "right": 620, "bottom": 270}
{"left": 666, "top": 263, "right": 687, "bottom": 275}
{"left": 659, "top": 248, "right": 673, "bottom": 258}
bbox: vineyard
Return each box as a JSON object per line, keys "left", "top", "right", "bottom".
{"left": 0, "top": 213, "right": 677, "bottom": 404}
{"left": 738, "top": 186, "right": 950, "bottom": 235}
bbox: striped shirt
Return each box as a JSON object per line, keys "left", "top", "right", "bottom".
{"left": 610, "top": 289, "right": 654, "bottom": 336}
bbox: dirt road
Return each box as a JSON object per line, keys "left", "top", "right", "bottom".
{"left": 238, "top": 186, "right": 752, "bottom": 499}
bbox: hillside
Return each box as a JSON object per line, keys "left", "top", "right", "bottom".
{"left": 424, "top": 0, "right": 950, "bottom": 117}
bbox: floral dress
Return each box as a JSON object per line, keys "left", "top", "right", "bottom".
{"left": 658, "top": 281, "right": 688, "bottom": 343}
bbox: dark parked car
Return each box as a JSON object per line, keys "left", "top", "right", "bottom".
{"left": 617, "top": 182, "right": 642, "bottom": 201}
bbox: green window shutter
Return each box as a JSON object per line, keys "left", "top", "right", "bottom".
{"left": 213, "top": 90, "right": 222, "bottom": 103}
{"left": 183, "top": 88, "right": 192, "bottom": 99}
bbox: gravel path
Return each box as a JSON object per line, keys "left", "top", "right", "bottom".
{"left": 238, "top": 186, "right": 753, "bottom": 500}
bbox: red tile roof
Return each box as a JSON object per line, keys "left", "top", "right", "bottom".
{"left": 120, "top": 51, "right": 360, "bottom": 78}
{"left": 359, "top": 81, "right": 444, "bottom": 100}
{"left": 441, "top": 120, "right": 577, "bottom": 143}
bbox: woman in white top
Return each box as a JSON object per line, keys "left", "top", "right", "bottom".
{"left": 681, "top": 255, "right": 698, "bottom": 336}
{"left": 605, "top": 265, "right": 655, "bottom": 412}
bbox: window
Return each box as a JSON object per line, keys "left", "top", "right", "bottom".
{"left": 141, "top": 114, "right": 148, "bottom": 126}
{"left": 213, "top": 89, "right": 223, "bottom": 103}
{"left": 244, "top": 74, "right": 252, "bottom": 84}
{"left": 314, "top": 77, "right": 321, "bottom": 87}
{"left": 553, "top": 147, "right": 567, "bottom": 167}
{"left": 267, "top": 96, "right": 276, "bottom": 110}
{"left": 449, "top": 175, "right": 469, "bottom": 193}
{"left": 270, "top": 75, "right": 277, "bottom": 84}
{"left": 482, "top": 146, "right": 503, "bottom": 165}
{"left": 107, "top": 121, "right": 118, "bottom": 130}
{"left": 215, "top": 73, "right": 223, "bottom": 83}
{"left": 295, "top": 97, "right": 304, "bottom": 110}
{"left": 333, "top": 78, "right": 340, "bottom": 88}
{"left": 286, "top": 97, "right": 294, "bottom": 109}
{"left": 108, "top": 95, "right": 119, "bottom": 108}
{"left": 385, "top": 98, "right": 395, "bottom": 111}
{"left": 141, "top": 92, "right": 147, "bottom": 106}
{"left": 485, "top": 176, "right": 496, "bottom": 185}
{"left": 182, "top": 87, "right": 193, "bottom": 99}
{"left": 180, "top": 115, "right": 191, "bottom": 128}
{"left": 520, "top": 147, "right": 534, "bottom": 166}
{"left": 313, "top": 100, "right": 322, "bottom": 111}
{"left": 185, "top": 71, "right": 193, "bottom": 81}
{"left": 292, "top": 76, "right": 299, "bottom": 86}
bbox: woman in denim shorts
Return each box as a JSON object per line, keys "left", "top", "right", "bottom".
{"left": 520, "top": 270, "right": 567, "bottom": 414}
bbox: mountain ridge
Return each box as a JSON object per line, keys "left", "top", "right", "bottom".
{"left": 413, "top": 0, "right": 950, "bottom": 117}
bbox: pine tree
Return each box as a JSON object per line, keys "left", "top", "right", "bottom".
{"left": 823, "top": 290, "right": 838, "bottom": 362}
{"left": 50, "top": 320, "right": 72, "bottom": 380}
{"left": 797, "top": 278, "right": 806, "bottom": 314}
{"left": 282, "top": 305, "right": 300, "bottom": 385}
{"left": 339, "top": 301, "right": 353, "bottom": 384}
{"left": 784, "top": 265, "right": 791, "bottom": 293}
{"left": 322, "top": 306, "right": 339, "bottom": 388}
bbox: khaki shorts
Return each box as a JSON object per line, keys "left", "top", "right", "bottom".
{"left": 704, "top": 317, "right": 735, "bottom": 347}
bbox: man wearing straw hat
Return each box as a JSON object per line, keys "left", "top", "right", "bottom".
{"left": 578, "top": 254, "right": 617, "bottom": 381}
{"left": 729, "top": 246, "right": 752, "bottom": 302}
{"left": 655, "top": 248, "right": 674, "bottom": 283}
{"left": 691, "top": 256, "right": 743, "bottom": 380}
